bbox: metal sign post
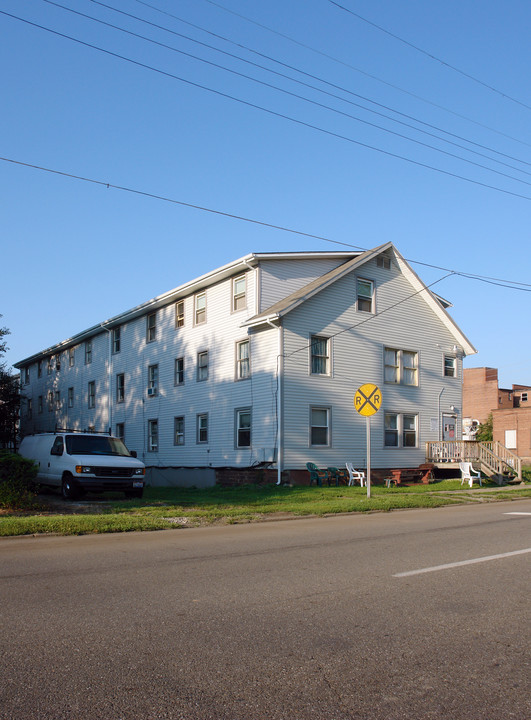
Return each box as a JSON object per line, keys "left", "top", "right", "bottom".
{"left": 354, "top": 383, "right": 382, "bottom": 499}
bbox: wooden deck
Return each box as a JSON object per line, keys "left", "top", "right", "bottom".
{"left": 425, "top": 441, "right": 522, "bottom": 482}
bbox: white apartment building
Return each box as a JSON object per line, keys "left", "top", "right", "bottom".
{"left": 16, "top": 243, "right": 476, "bottom": 486}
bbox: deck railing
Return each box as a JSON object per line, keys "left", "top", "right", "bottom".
{"left": 425, "top": 441, "right": 522, "bottom": 480}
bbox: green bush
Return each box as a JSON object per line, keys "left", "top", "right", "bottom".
{"left": 0, "top": 452, "right": 39, "bottom": 509}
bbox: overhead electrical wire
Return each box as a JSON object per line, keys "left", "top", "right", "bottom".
{"left": 81, "top": 0, "right": 531, "bottom": 177}
{"left": 329, "top": 0, "right": 531, "bottom": 113}
{"left": 3, "top": 9, "right": 531, "bottom": 203}
{"left": 195, "top": 0, "right": 531, "bottom": 149}
{"left": 38, "top": 1, "right": 531, "bottom": 188}
{"left": 2, "top": 155, "right": 530, "bottom": 294}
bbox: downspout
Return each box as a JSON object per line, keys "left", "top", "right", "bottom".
{"left": 438, "top": 388, "right": 445, "bottom": 441}
{"left": 267, "top": 319, "right": 283, "bottom": 485}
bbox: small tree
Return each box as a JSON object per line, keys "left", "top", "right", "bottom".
{"left": 0, "top": 319, "right": 21, "bottom": 450}
{"left": 475, "top": 413, "right": 493, "bottom": 443}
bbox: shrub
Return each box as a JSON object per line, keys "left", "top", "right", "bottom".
{"left": 0, "top": 452, "right": 39, "bottom": 509}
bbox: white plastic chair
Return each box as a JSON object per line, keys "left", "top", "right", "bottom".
{"left": 459, "top": 462, "right": 482, "bottom": 488}
{"left": 346, "top": 462, "right": 365, "bottom": 487}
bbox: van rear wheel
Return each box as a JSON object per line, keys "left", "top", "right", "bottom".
{"left": 62, "top": 474, "right": 79, "bottom": 500}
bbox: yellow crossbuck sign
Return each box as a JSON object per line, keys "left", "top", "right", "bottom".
{"left": 354, "top": 383, "right": 382, "bottom": 416}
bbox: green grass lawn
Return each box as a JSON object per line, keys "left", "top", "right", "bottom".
{"left": 1, "top": 478, "right": 529, "bottom": 537}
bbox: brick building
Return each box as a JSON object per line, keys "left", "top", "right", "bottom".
{"left": 463, "top": 368, "right": 531, "bottom": 463}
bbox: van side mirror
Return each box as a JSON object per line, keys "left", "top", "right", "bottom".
{"left": 50, "top": 446, "right": 63, "bottom": 456}
{"left": 130, "top": 450, "right": 137, "bottom": 458}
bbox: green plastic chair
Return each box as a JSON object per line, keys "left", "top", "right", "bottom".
{"left": 306, "top": 462, "right": 328, "bottom": 487}
{"left": 327, "top": 467, "right": 348, "bottom": 486}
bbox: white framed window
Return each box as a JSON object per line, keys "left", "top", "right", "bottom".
{"left": 195, "top": 292, "right": 206, "bottom": 325}
{"left": 85, "top": 341, "right": 92, "bottom": 364}
{"left": 310, "top": 407, "right": 330, "bottom": 446}
{"left": 232, "top": 275, "right": 246, "bottom": 312}
{"left": 116, "top": 373, "right": 125, "bottom": 403}
{"left": 88, "top": 381, "right": 95, "bottom": 409}
{"left": 357, "top": 278, "right": 374, "bottom": 313}
{"left": 148, "top": 364, "right": 158, "bottom": 396}
{"left": 115, "top": 423, "right": 125, "bottom": 442}
{"left": 384, "top": 348, "right": 418, "bottom": 386}
{"left": 174, "top": 416, "right": 185, "bottom": 446}
{"left": 175, "top": 300, "right": 185, "bottom": 328}
{"left": 174, "top": 357, "right": 184, "bottom": 386}
{"left": 146, "top": 312, "right": 157, "bottom": 343}
{"left": 310, "top": 336, "right": 330, "bottom": 375}
{"left": 384, "top": 413, "right": 418, "bottom": 448}
{"left": 148, "top": 419, "right": 158, "bottom": 452}
{"left": 55, "top": 391, "right": 61, "bottom": 410}
{"left": 112, "top": 327, "right": 121, "bottom": 354}
{"left": 377, "top": 256, "right": 391, "bottom": 270}
{"left": 47, "top": 358, "right": 52, "bottom": 375}
{"left": 69, "top": 347, "right": 75, "bottom": 367}
{"left": 68, "top": 387, "right": 74, "bottom": 408}
{"left": 236, "top": 408, "right": 251, "bottom": 448}
{"left": 444, "top": 355, "right": 457, "bottom": 378}
{"left": 23, "top": 367, "right": 30, "bottom": 384}
{"left": 197, "top": 351, "right": 208, "bottom": 382}
{"left": 236, "top": 340, "right": 250, "bottom": 380}
{"left": 197, "top": 413, "right": 208, "bottom": 443}
{"left": 521, "top": 392, "right": 528, "bottom": 403}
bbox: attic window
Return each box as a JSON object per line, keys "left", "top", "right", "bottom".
{"left": 377, "top": 256, "right": 391, "bottom": 270}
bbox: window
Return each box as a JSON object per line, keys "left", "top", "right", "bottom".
{"left": 175, "top": 301, "right": 184, "bottom": 328}
{"left": 148, "top": 419, "right": 158, "bottom": 452}
{"left": 146, "top": 313, "right": 157, "bottom": 343}
{"left": 521, "top": 392, "right": 528, "bottom": 402}
{"left": 310, "top": 407, "right": 330, "bottom": 446}
{"left": 85, "top": 341, "right": 92, "bottom": 364}
{"left": 148, "top": 365, "right": 158, "bottom": 396}
{"left": 116, "top": 373, "right": 125, "bottom": 403}
{"left": 22, "top": 367, "right": 29, "bottom": 384}
{"left": 115, "top": 423, "right": 125, "bottom": 442}
{"left": 385, "top": 413, "right": 417, "bottom": 448}
{"left": 444, "top": 355, "right": 457, "bottom": 378}
{"left": 174, "top": 357, "right": 184, "bottom": 386}
{"left": 197, "top": 351, "right": 208, "bottom": 382}
{"left": 88, "top": 381, "right": 95, "bottom": 409}
{"left": 38, "top": 361, "right": 42, "bottom": 378}
{"left": 56, "top": 357, "right": 61, "bottom": 372}
{"left": 377, "top": 256, "right": 391, "bottom": 270}
{"left": 38, "top": 395, "right": 43, "bottom": 414}
{"left": 236, "top": 409, "right": 251, "bottom": 448}
{"left": 195, "top": 292, "right": 206, "bottom": 325}
{"left": 197, "top": 413, "right": 208, "bottom": 443}
{"left": 47, "top": 391, "right": 53, "bottom": 412}
{"left": 112, "top": 327, "right": 121, "bottom": 354}
{"left": 27, "top": 399, "right": 32, "bottom": 420}
{"left": 174, "top": 416, "right": 185, "bottom": 446}
{"left": 384, "top": 348, "right": 418, "bottom": 386}
{"left": 232, "top": 275, "right": 246, "bottom": 311}
{"left": 357, "top": 278, "right": 374, "bottom": 313}
{"left": 55, "top": 391, "right": 61, "bottom": 410}
{"left": 236, "top": 340, "right": 250, "bottom": 379}
{"left": 69, "top": 347, "right": 75, "bottom": 367}
{"left": 68, "top": 387, "right": 74, "bottom": 408}
{"left": 310, "top": 336, "right": 330, "bottom": 375}
{"left": 47, "top": 358, "right": 52, "bottom": 375}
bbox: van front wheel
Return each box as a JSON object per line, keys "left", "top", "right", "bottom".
{"left": 62, "top": 474, "right": 79, "bottom": 500}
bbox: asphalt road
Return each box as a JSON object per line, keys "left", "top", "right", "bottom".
{"left": 1, "top": 501, "right": 530, "bottom": 720}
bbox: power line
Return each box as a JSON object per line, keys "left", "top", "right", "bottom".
{"left": 40, "top": 0, "right": 531, "bottom": 189}
{"left": 196, "top": 0, "right": 531, "bottom": 149}
{"left": 3, "top": 9, "right": 531, "bottom": 202}
{"left": 2, "top": 155, "right": 530, "bottom": 293}
{"left": 84, "top": 0, "right": 531, "bottom": 177}
{"left": 329, "top": 1, "right": 531, "bottom": 112}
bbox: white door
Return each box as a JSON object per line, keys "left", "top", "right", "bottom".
{"left": 505, "top": 430, "right": 517, "bottom": 449}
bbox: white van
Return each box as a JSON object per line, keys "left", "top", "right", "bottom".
{"left": 19, "top": 431, "right": 146, "bottom": 500}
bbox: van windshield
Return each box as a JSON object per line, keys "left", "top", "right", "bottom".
{"left": 65, "top": 435, "right": 132, "bottom": 457}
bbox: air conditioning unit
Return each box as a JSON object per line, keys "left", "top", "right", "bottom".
{"left": 147, "top": 387, "right": 157, "bottom": 397}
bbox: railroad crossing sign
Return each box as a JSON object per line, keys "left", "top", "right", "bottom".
{"left": 354, "top": 383, "right": 382, "bottom": 417}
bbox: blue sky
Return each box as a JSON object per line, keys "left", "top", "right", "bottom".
{"left": 1, "top": 0, "right": 530, "bottom": 388}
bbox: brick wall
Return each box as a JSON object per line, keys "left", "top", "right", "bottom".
{"left": 463, "top": 368, "right": 500, "bottom": 423}
{"left": 492, "top": 408, "right": 531, "bottom": 464}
